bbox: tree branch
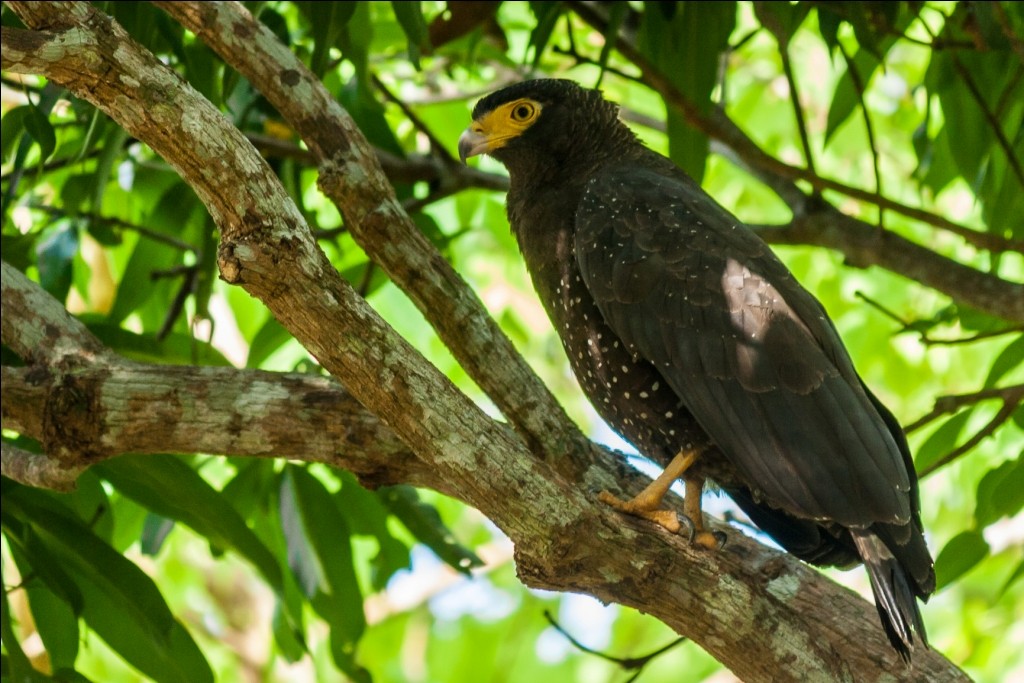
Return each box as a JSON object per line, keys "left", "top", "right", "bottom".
{"left": 153, "top": 0, "right": 593, "bottom": 467}
{"left": 0, "top": 3, "right": 970, "bottom": 680}
{"left": 752, "top": 207, "right": 1024, "bottom": 323}
{"left": 0, "top": 260, "right": 968, "bottom": 682}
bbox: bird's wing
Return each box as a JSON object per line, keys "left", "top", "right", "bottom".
{"left": 575, "top": 165, "right": 911, "bottom": 527}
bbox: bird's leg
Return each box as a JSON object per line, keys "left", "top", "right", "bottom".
{"left": 683, "top": 475, "right": 723, "bottom": 549}
{"left": 599, "top": 448, "right": 720, "bottom": 548}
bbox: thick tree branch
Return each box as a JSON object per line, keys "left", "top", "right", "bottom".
{"left": 153, "top": 0, "right": 593, "bottom": 468}
{"left": 0, "top": 3, "right": 969, "bottom": 680}
{"left": 752, "top": 208, "right": 1024, "bottom": 322}
{"left": 0, "top": 361, "right": 426, "bottom": 487}
{"left": 1, "top": 260, "right": 967, "bottom": 682}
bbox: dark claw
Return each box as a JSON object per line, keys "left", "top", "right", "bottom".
{"left": 677, "top": 513, "right": 696, "bottom": 540}
{"left": 711, "top": 530, "right": 728, "bottom": 549}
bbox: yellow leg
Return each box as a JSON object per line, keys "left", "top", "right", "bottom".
{"left": 683, "top": 476, "right": 721, "bottom": 549}
{"left": 599, "top": 448, "right": 723, "bottom": 548}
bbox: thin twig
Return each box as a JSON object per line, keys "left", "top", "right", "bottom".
{"left": 838, "top": 41, "right": 883, "bottom": 228}
{"left": 777, "top": 40, "right": 817, "bottom": 177}
{"left": 33, "top": 204, "right": 199, "bottom": 253}
{"left": 919, "top": 395, "right": 1022, "bottom": 477}
{"left": 372, "top": 73, "right": 455, "bottom": 164}
{"left": 542, "top": 609, "right": 686, "bottom": 675}
{"left": 855, "top": 291, "right": 1024, "bottom": 345}
{"left": 905, "top": 384, "right": 1024, "bottom": 434}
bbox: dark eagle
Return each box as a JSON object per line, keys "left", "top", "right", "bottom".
{"left": 459, "top": 79, "right": 934, "bottom": 661}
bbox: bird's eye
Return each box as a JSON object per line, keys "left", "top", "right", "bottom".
{"left": 511, "top": 103, "right": 536, "bottom": 122}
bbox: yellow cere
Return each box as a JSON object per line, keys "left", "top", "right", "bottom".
{"left": 471, "top": 98, "right": 542, "bottom": 151}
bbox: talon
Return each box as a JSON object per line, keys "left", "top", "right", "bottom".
{"left": 693, "top": 529, "right": 726, "bottom": 550}
{"left": 678, "top": 513, "right": 696, "bottom": 541}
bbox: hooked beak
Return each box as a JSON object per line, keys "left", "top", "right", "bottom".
{"left": 458, "top": 126, "right": 490, "bottom": 164}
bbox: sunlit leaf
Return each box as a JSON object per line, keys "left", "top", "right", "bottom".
{"left": 94, "top": 456, "right": 285, "bottom": 591}
{"left": 24, "top": 104, "right": 57, "bottom": 162}
{"left": 4, "top": 482, "right": 212, "bottom": 683}
{"left": 975, "top": 456, "right": 1024, "bottom": 527}
{"left": 334, "top": 470, "right": 411, "bottom": 590}
{"left": 283, "top": 466, "right": 370, "bottom": 680}
{"left": 935, "top": 530, "right": 989, "bottom": 590}
{"left": 247, "top": 316, "right": 294, "bottom": 368}
{"left": 392, "top": 1, "right": 429, "bottom": 68}
{"left": 915, "top": 410, "right": 973, "bottom": 473}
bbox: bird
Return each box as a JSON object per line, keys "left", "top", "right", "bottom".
{"left": 459, "top": 79, "right": 935, "bottom": 662}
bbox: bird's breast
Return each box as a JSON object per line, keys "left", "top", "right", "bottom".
{"left": 516, "top": 218, "right": 712, "bottom": 469}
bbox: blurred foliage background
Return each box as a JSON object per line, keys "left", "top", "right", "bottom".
{"left": 2, "top": 1, "right": 1022, "bottom": 682}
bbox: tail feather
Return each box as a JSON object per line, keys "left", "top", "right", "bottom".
{"left": 851, "top": 529, "right": 929, "bottom": 663}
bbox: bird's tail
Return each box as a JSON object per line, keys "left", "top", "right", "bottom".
{"left": 851, "top": 529, "right": 929, "bottom": 663}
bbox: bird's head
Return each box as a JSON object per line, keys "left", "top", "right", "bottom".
{"left": 459, "top": 79, "right": 634, "bottom": 178}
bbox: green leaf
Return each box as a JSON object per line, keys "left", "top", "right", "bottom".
{"left": 24, "top": 578, "right": 80, "bottom": 671}
{"left": 24, "top": 104, "right": 57, "bottom": 162}
{"left": 638, "top": 2, "right": 736, "bottom": 180}
{"left": 36, "top": 223, "right": 79, "bottom": 302}
{"left": 816, "top": 5, "right": 843, "bottom": 53}
{"left": 140, "top": 513, "right": 176, "bottom": 556}
{"left": 1, "top": 105, "right": 31, "bottom": 162}
{"left": 594, "top": 2, "right": 628, "bottom": 87}
{"left": 1002, "top": 558, "right": 1024, "bottom": 596}
{"left": 392, "top": 0, "right": 430, "bottom": 68}
{"left": 278, "top": 469, "right": 321, "bottom": 598}
{"left": 221, "top": 459, "right": 278, "bottom": 519}
{"left": 335, "top": 3, "right": 374, "bottom": 104}
{"left": 824, "top": 52, "right": 871, "bottom": 147}
{"left": 105, "top": 239, "right": 178, "bottom": 326}
{"left": 975, "top": 456, "right": 1024, "bottom": 527}
{"left": 86, "top": 323, "right": 232, "bottom": 367}
{"left": 272, "top": 601, "right": 306, "bottom": 663}
{"left": 247, "top": 317, "right": 294, "bottom": 368}
{"left": 4, "top": 483, "right": 212, "bottom": 683}
{"left": 527, "top": 2, "right": 562, "bottom": 69}
{"left": 334, "top": 470, "right": 411, "bottom": 591}
{"left": 0, "top": 559, "right": 51, "bottom": 683}
{"left": 379, "top": 485, "right": 482, "bottom": 575}
{"left": 915, "top": 409, "right": 973, "bottom": 473}
{"left": 3, "top": 512, "right": 84, "bottom": 616}
{"left": 283, "top": 466, "right": 369, "bottom": 680}
{"left": 298, "top": 1, "right": 356, "bottom": 78}
{"left": 94, "top": 456, "right": 285, "bottom": 591}
{"left": 935, "top": 530, "right": 989, "bottom": 590}
{"left": 753, "top": 1, "right": 809, "bottom": 47}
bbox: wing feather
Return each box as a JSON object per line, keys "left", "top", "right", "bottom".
{"left": 576, "top": 166, "right": 911, "bottom": 527}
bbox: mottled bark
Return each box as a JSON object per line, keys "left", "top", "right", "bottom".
{"left": 1, "top": 3, "right": 970, "bottom": 681}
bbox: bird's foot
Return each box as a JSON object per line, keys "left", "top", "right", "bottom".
{"left": 598, "top": 489, "right": 685, "bottom": 533}
{"left": 691, "top": 529, "right": 727, "bottom": 550}
{"left": 597, "top": 490, "right": 725, "bottom": 550}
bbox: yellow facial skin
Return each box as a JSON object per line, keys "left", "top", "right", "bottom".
{"left": 458, "top": 98, "right": 543, "bottom": 162}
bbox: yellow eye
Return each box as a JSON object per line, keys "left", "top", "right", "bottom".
{"left": 511, "top": 102, "right": 537, "bottom": 122}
